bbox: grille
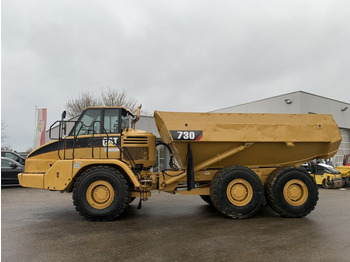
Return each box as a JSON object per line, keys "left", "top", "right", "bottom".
{"left": 124, "top": 147, "right": 149, "bottom": 160}
{"left": 123, "top": 136, "right": 148, "bottom": 145}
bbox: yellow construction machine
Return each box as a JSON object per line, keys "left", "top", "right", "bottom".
{"left": 306, "top": 162, "right": 343, "bottom": 189}
{"left": 18, "top": 106, "right": 341, "bottom": 220}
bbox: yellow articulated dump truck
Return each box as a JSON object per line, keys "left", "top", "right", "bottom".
{"left": 18, "top": 106, "right": 341, "bottom": 220}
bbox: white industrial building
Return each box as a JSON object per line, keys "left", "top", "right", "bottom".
{"left": 211, "top": 91, "right": 350, "bottom": 165}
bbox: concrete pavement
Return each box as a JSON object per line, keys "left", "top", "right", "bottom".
{"left": 2, "top": 187, "right": 350, "bottom": 262}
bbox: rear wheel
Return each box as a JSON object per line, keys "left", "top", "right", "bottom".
{"left": 210, "top": 166, "right": 264, "bottom": 219}
{"left": 73, "top": 166, "right": 131, "bottom": 220}
{"left": 265, "top": 167, "right": 318, "bottom": 218}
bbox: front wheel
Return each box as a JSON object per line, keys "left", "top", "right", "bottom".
{"left": 73, "top": 166, "right": 131, "bottom": 221}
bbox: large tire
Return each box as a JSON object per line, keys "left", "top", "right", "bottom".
{"left": 73, "top": 166, "right": 131, "bottom": 221}
{"left": 200, "top": 195, "right": 213, "bottom": 205}
{"left": 210, "top": 166, "right": 264, "bottom": 219}
{"left": 265, "top": 167, "right": 318, "bottom": 218}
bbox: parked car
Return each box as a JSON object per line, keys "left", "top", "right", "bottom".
{"left": 1, "top": 157, "right": 24, "bottom": 186}
{"left": 1, "top": 151, "right": 26, "bottom": 165}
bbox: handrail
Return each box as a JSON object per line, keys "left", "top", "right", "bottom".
{"left": 49, "top": 120, "right": 80, "bottom": 160}
{"left": 48, "top": 120, "right": 135, "bottom": 164}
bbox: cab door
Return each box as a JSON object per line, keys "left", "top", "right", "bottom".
{"left": 64, "top": 108, "right": 103, "bottom": 159}
{"left": 63, "top": 108, "right": 128, "bottom": 160}
{"left": 99, "top": 108, "right": 123, "bottom": 159}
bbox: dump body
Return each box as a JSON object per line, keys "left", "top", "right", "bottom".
{"left": 154, "top": 111, "right": 341, "bottom": 169}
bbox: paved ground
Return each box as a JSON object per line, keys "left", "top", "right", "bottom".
{"left": 2, "top": 186, "right": 350, "bottom": 262}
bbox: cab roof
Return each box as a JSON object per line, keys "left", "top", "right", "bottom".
{"left": 84, "top": 106, "right": 135, "bottom": 117}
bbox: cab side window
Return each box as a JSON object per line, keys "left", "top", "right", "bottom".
{"left": 74, "top": 109, "right": 101, "bottom": 136}
{"left": 104, "top": 109, "right": 120, "bottom": 133}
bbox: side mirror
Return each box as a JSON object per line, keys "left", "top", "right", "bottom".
{"left": 61, "top": 111, "right": 67, "bottom": 136}
{"left": 10, "top": 163, "right": 18, "bottom": 169}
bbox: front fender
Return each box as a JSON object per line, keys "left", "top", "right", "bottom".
{"left": 71, "top": 159, "right": 141, "bottom": 189}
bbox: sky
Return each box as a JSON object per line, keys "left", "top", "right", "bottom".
{"left": 2, "top": 0, "right": 350, "bottom": 151}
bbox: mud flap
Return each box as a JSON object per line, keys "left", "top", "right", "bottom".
{"left": 186, "top": 144, "right": 195, "bottom": 191}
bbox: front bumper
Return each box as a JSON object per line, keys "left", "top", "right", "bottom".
{"left": 18, "top": 173, "right": 45, "bottom": 189}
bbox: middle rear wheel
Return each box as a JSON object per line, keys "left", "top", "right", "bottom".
{"left": 210, "top": 166, "right": 264, "bottom": 219}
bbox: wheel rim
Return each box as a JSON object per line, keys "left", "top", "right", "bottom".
{"left": 283, "top": 179, "right": 308, "bottom": 206}
{"left": 86, "top": 180, "right": 115, "bottom": 209}
{"left": 226, "top": 179, "right": 253, "bottom": 206}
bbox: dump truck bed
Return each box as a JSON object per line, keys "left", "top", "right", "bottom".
{"left": 154, "top": 111, "right": 341, "bottom": 168}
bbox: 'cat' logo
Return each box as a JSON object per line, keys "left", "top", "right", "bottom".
{"left": 102, "top": 137, "right": 119, "bottom": 147}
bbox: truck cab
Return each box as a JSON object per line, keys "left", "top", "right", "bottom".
{"left": 19, "top": 107, "right": 156, "bottom": 191}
